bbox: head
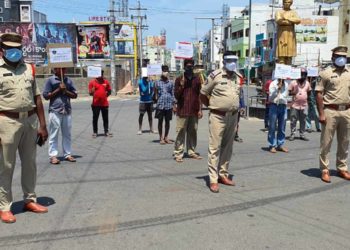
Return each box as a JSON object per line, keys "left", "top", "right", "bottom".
{"left": 0, "top": 33, "right": 23, "bottom": 64}
{"left": 91, "top": 31, "right": 96, "bottom": 36}
{"left": 331, "top": 45, "right": 348, "bottom": 68}
{"left": 283, "top": 0, "right": 293, "bottom": 10}
{"left": 223, "top": 51, "right": 238, "bottom": 73}
{"left": 184, "top": 58, "right": 194, "bottom": 77}
{"left": 97, "top": 70, "right": 104, "bottom": 80}
{"left": 299, "top": 68, "right": 307, "bottom": 83}
{"left": 53, "top": 68, "right": 67, "bottom": 78}
{"left": 161, "top": 65, "right": 169, "bottom": 79}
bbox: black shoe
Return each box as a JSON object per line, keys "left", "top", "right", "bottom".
{"left": 300, "top": 136, "right": 309, "bottom": 141}
{"left": 289, "top": 135, "right": 295, "bottom": 141}
{"left": 234, "top": 136, "right": 243, "bottom": 143}
{"left": 306, "top": 129, "right": 313, "bottom": 133}
{"left": 317, "top": 129, "right": 321, "bottom": 132}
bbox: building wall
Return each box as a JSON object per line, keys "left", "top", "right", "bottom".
{"left": 339, "top": 0, "right": 350, "bottom": 55}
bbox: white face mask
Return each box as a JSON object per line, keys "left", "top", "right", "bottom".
{"left": 225, "top": 62, "right": 237, "bottom": 72}
{"left": 334, "top": 57, "right": 347, "bottom": 67}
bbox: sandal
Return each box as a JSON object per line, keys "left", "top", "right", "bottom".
{"left": 164, "top": 138, "right": 173, "bottom": 144}
{"left": 65, "top": 155, "right": 76, "bottom": 162}
{"left": 175, "top": 157, "right": 183, "bottom": 163}
{"left": 50, "top": 156, "right": 60, "bottom": 165}
{"left": 189, "top": 154, "right": 203, "bottom": 160}
{"left": 160, "top": 139, "right": 166, "bottom": 145}
{"left": 92, "top": 133, "right": 97, "bottom": 138}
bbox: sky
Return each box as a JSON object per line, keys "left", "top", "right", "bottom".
{"left": 34, "top": 0, "right": 269, "bottom": 48}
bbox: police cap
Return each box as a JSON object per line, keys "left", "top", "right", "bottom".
{"left": 1, "top": 33, "right": 22, "bottom": 47}
{"left": 331, "top": 45, "right": 348, "bottom": 56}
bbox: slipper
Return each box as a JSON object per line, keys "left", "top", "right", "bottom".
{"left": 92, "top": 133, "right": 97, "bottom": 138}
{"left": 175, "top": 157, "right": 183, "bottom": 163}
{"left": 65, "top": 155, "right": 76, "bottom": 162}
{"left": 50, "top": 157, "right": 60, "bottom": 165}
{"left": 137, "top": 131, "right": 142, "bottom": 135}
{"left": 164, "top": 138, "right": 173, "bottom": 144}
{"left": 189, "top": 154, "right": 203, "bottom": 160}
{"left": 160, "top": 139, "right": 166, "bottom": 145}
{"left": 105, "top": 132, "right": 113, "bottom": 137}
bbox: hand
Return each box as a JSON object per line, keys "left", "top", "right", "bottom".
{"left": 59, "top": 82, "right": 66, "bottom": 93}
{"left": 173, "top": 105, "right": 177, "bottom": 114}
{"left": 240, "top": 108, "right": 246, "bottom": 116}
{"left": 37, "top": 126, "right": 48, "bottom": 144}
{"left": 198, "top": 110, "right": 203, "bottom": 119}
{"left": 91, "top": 87, "right": 95, "bottom": 93}
{"left": 319, "top": 114, "right": 327, "bottom": 124}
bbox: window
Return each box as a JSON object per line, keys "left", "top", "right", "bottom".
{"left": 246, "top": 49, "right": 250, "bottom": 57}
{"left": 245, "top": 28, "right": 250, "bottom": 37}
{"left": 4, "top": 0, "right": 10, "bottom": 9}
{"left": 0, "top": 17, "right": 3, "bottom": 22}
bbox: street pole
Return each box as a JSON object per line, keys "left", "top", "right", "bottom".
{"left": 211, "top": 18, "right": 215, "bottom": 70}
{"left": 109, "top": 0, "right": 116, "bottom": 95}
{"left": 246, "top": 0, "right": 252, "bottom": 118}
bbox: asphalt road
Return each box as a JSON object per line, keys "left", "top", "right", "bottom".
{"left": 1, "top": 97, "right": 349, "bottom": 250}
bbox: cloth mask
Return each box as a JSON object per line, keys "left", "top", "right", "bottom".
{"left": 225, "top": 62, "right": 237, "bottom": 72}
{"left": 334, "top": 57, "right": 347, "bottom": 67}
{"left": 162, "top": 72, "right": 169, "bottom": 78}
{"left": 4, "top": 48, "right": 23, "bottom": 63}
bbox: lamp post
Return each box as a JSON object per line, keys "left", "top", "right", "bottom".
{"left": 246, "top": 0, "right": 252, "bottom": 118}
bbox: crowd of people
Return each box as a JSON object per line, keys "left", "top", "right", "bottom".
{"left": 0, "top": 32, "right": 349, "bottom": 224}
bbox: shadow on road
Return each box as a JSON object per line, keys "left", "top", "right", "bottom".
{"left": 300, "top": 168, "right": 338, "bottom": 179}
{"left": 12, "top": 196, "right": 56, "bottom": 215}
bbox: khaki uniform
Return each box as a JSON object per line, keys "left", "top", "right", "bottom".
{"left": 0, "top": 59, "right": 40, "bottom": 211}
{"left": 315, "top": 66, "right": 350, "bottom": 171}
{"left": 201, "top": 69, "right": 240, "bottom": 183}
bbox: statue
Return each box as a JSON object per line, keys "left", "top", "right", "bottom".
{"left": 275, "top": 0, "right": 301, "bottom": 65}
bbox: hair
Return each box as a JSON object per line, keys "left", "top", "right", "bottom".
{"left": 161, "top": 65, "right": 169, "bottom": 72}
{"left": 184, "top": 58, "right": 194, "bottom": 67}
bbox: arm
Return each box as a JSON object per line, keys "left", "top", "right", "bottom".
{"left": 65, "top": 79, "right": 78, "bottom": 99}
{"left": 88, "top": 81, "right": 94, "bottom": 96}
{"left": 174, "top": 77, "right": 185, "bottom": 100}
{"left": 34, "top": 95, "right": 48, "bottom": 142}
{"left": 316, "top": 91, "right": 326, "bottom": 124}
{"left": 42, "top": 78, "right": 62, "bottom": 100}
{"left": 268, "top": 80, "right": 279, "bottom": 102}
{"left": 106, "top": 80, "right": 112, "bottom": 97}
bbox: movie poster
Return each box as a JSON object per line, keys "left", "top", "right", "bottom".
{"left": 34, "top": 23, "right": 77, "bottom": 64}
{"left": 77, "top": 25, "right": 110, "bottom": 59}
{"left": 115, "top": 41, "right": 134, "bottom": 55}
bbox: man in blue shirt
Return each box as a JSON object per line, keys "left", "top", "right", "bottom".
{"left": 138, "top": 68, "right": 156, "bottom": 135}
{"left": 42, "top": 68, "right": 78, "bottom": 164}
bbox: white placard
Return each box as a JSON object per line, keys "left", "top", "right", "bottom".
{"left": 174, "top": 42, "right": 193, "bottom": 59}
{"left": 48, "top": 47, "right": 73, "bottom": 64}
{"left": 307, "top": 67, "right": 319, "bottom": 77}
{"left": 274, "top": 64, "right": 291, "bottom": 79}
{"left": 141, "top": 67, "right": 148, "bottom": 77}
{"left": 290, "top": 67, "right": 301, "bottom": 79}
{"left": 147, "top": 64, "right": 162, "bottom": 76}
{"left": 87, "top": 66, "right": 102, "bottom": 78}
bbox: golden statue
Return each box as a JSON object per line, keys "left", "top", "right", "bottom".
{"left": 275, "top": 0, "right": 301, "bottom": 65}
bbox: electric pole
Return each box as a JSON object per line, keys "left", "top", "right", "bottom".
{"left": 108, "top": 0, "right": 117, "bottom": 95}
{"left": 130, "top": 1, "right": 147, "bottom": 77}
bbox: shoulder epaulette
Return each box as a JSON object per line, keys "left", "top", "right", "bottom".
{"left": 209, "top": 70, "right": 221, "bottom": 80}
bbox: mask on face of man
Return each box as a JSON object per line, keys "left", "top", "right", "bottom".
{"left": 3, "top": 48, "right": 23, "bottom": 63}
{"left": 184, "top": 66, "right": 194, "bottom": 77}
{"left": 334, "top": 56, "right": 347, "bottom": 67}
{"left": 161, "top": 72, "right": 169, "bottom": 79}
{"left": 224, "top": 61, "right": 237, "bottom": 72}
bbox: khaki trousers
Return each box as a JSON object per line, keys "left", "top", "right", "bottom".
{"left": 174, "top": 116, "right": 198, "bottom": 158}
{"left": 319, "top": 109, "right": 350, "bottom": 171}
{"left": 208, "top": 112, "right": 238, "bottom": 184}
{"left": 0, "top": 115, "right": 38, "bottom": 211}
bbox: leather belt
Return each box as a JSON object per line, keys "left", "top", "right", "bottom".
{"left": 210, "top": 109, "right": 236, "bottom": 116}
{"left": 0, "top": 109, "right": 36, "bottom": 119}
{"left": 324, "top": 104, "right": 350, "bottom": 111}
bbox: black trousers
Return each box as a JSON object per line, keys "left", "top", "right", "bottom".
{"left": 92, "top": 106, "right": 109, "bottom": 134}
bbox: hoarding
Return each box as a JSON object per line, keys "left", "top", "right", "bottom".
{"left": 77, "top": 25, "right": 110, "bottom": 59}
{"left": 147, "top": 36, "right": 166, "bottom": 47}
{"left": 296, "top": 17, "right": 328, "bottom": 44}
{"left": 114, "top": 23, "right": 134, "bottom": 40}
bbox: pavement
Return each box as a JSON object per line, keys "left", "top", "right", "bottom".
{"left": 1, "top": 97, "right": 350, "bottom": 250}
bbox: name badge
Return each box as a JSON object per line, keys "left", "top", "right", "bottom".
{"left": 3, "top": 73, "right": 12, "bottom": 77}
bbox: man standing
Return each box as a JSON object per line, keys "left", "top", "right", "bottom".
{"left": 43, "top": 68, "right": 78, "bottom": 164}
{"left": 137, "top": 68, "right": 156, "bottom": 135}
{"left": 0, "top": 33, "right": 48, "bottom": 223}
{"left": 288, "top": 69, "right": 311, "bottom": 141}
{"left": 306, "top": 77, "right": 321, "bottom": 133}
{"left": 200, "top": 51, "right": 241, "bottom": 193}
{"left": 315, "top": 46, "right": 350, "bottom": 183}
{"left": 173, "top": 59, "right": 203, "bottom": 162}
{"left": 88, "top": 70, "right": 112, "bottom": 137}
{"left": 267, "top": 78, "right": 289, "bottom": 153}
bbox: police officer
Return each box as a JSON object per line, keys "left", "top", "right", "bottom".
{"left": 315, "top": 45, "right": 350, "bottom": 183}
{"left": 200, "top": 51, "right": 242, "bottom": 193}
{"left": 0, "top": 33, "right": 48, "bottom": 223}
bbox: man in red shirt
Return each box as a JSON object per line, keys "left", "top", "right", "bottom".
{"left": 173, "top": 59, "right": 203, "bottom": 162}
{"left": 88, "top": 70, "right": 112, "bottom": 137}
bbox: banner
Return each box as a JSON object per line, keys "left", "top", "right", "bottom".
{"left": 147, "top": 36, "right": 166, "bottom": 47}
{"left": 296, "top": 17, "right": 328, "bottom": 44}
{"left": 175, "top": 42, "right": 193, "bottom": 59}
{"left": 77, "top": 25, "right": 110, "bottom": 59}
{"left": 35, "top": 23, "right": 77, "bottom": 64}
{"left": 147, "top": 64, "right": 162, "bottom": 76}
{"left": 274, "top": 64, "right": 291, "bottom": 79}
{"left": 115, "top": 41, "right": 134, "bottom": 55}
{"left": 47, "top": 44, "right": 74, "bottom": 68}
{"left": 114, "top": 23, "right": 134, "bottom": 40}
{"left": 307, "top": 67, "right": 319, "bottom": 77}
{"left": 87, "top": 66, "right": 102, "bottom": 78}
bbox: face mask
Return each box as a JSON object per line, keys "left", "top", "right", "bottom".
{"left": 162, "top": 72, "right": 169, "bottom": 78}
{"left": 4, "top": 48, "right": 23, "bottom": 63}
{"left": 225, "top": 62, "right": 237, "bottom": 72}
{"left": 334, "top": 57, "right": 347, "bottom": 67}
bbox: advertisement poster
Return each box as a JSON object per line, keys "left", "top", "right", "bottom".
{"left": 147, "top": 36, "right": 166, "bottom": 47}
{"left": 114, "top": 23, "right": 134, "bottom": 40}
{"left": 175, "top": 42, "right": 193, "bottom": 59}
{"left": 35, "top": 23, "right": 77, "bottom": 64}
{"left": 296, "top": 17, "right": 328, "bottom": 44}
{"left": 115, "top": 41, "right": 134, "bottom": 55}
{"left": 20, "top": 5, "right": 31, "bottom": 23}
{"left": 77, "top": 25, "right": 110, "bottom": 59}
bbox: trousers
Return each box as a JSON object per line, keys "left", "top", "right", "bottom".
{"left": 174, "top": 116, "right": 198, "bottom": 158}
{"left": 48, "top": 112, "right": 72, "bottom": 158}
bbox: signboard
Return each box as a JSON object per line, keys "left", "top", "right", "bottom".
{"left": 114, "top": 23, "right": 134, "bottom": 40}
{"left": 115, "top": 41, "right": 134, "bottom": 55}
{"left": 35, "top": 23, "right": 77, "bottom": 64}
{"left": 296, "top": 17, "right": 328, "bottom": 44}
{"left": 147, "top": 36, "right": 166, "bottom": 47}
{"left": 307, "top": 66, "right": 319, "bottom": 77}
{"left": 47, "top": 44, "right": 74, "bottom": 68}
{"left": 87, "top": 66, "right": 102, "bottom": 78}
{"left": 290, "top": 67, "right": 301, "bottom": 79}
{"left": 20, "top": 5, "right": 31, "bottom": 22}
{"left": 175, "top": 42, "right": 193, "bottom": 59}
{"left": 274, "top": 63, "right": 291, "bottom": 79}
{"left": 77, "top": 25, "right": 110, "bottom": 59}
{"left": 147, "top": 64, "right": 162, "bottom": 76}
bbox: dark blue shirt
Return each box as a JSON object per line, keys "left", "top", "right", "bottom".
{"left": 42, "top": 75, "right": 78, "bottom": 114}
